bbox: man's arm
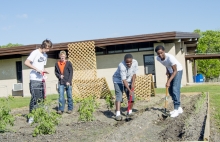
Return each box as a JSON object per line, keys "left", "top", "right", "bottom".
{"left": 131, "top": 74, "right": 136, "bottom": 90}
{"left": 24, "top": 59, "right": 42, "bottom": 73}
{"left": 122, "top": 80, "right": 132, "bottom": 92}
{"left": 67, "top": 62, "right": 73, "bottom": 84}
{"left": 166, "top": 65, "right": 177, "bottom": 87}
{"left": 54, "top": 64, "right": 61, "bottom": 79}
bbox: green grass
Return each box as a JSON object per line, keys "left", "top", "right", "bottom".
{"left": 8, "top": 94, "right": 59, "bottom": 109}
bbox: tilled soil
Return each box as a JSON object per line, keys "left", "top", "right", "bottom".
{"left": 0, "top": 93, "right": 210, "bottom": 142}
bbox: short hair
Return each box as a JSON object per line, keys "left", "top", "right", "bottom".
{"left": 40, "top": 39, "right": 53, "bottom": 49}
{"left": 124, "top": 54, "right": 133, "bottom": 60}
{"left": 155, "top": 45, "right": 165, "bottom": 52}
{"left": 59, "top": 50, "right": 66, "bottom": 56}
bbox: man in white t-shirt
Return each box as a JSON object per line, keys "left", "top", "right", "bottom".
{"left": 155, "top": 45, "right": 183, "bottom": 118}
{"left": 24, "top": 39, "right": 53, "bottom": 123}
{"left": 113, "top": 54, "right": 138, "bottom": 121}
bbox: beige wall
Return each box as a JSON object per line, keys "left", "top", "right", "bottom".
{"left": 96, "top": 51, "right": 153, "bottom": 90}
{"left": 175, "top": 42, "right": 187, "bottom": 86}
{"left": 0, "top": 58, "right": 22, "bottom": 97}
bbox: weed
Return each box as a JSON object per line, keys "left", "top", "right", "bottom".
{"left": 195, "top": 92, "right": 206, "bottom": 113}
{"left": 0, "top": 96, "right": 14, "bottom": 132}
{"left": 105, "top": 94, "right": 114, "bottom": 110}
{"left": 27, "top": 99, "right": 61, "bottom": 137}
{"left": 78, "top": 96, "right": 99, "bottom": 122}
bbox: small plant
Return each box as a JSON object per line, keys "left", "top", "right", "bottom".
{"left": 74, "top": 97, "right": 84, "bottom": 103}
{"left": 28, "top": 99, "right": 61, "bottom": 137}
{"left": 78, "top": 96, "right": 99, "bottom": 122}
{"left": 105, "top": 94, "right": 114, "bottom": 110}
{"left": 0, "top": 96, "right": 14, "bottom": 132}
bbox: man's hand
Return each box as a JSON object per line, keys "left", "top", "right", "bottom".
{"left": 166, "top": 81, "right": 170, "bottom": 88}
{"left": 61, "top": 75, "right": 64, "bottom": 79}
{"left": 43, "top": 70, "right": 49, "bottom": 74}
{"left": 66, "top": 82, "right": 70, "bottom": 86}
{"left": 36, "top": 69, "right": 43, "bottom": 74}
{"left": 131, "top": 84, "right": 135, "bottom": 91}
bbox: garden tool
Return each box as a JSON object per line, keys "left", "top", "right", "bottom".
{"left": 162, "top": 77, "right": 170, "bottom": 119}
{"left": 126, "top": 88, "right": 134, "bottom": 121}
{"left": 42, "top": 72, "right": 47, "bottom": 99}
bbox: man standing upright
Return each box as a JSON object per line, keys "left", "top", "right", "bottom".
{"left": 155, "top": 45, "right": 183, "bottom": 118}
{"left": 55, "top": 51, "right": 73, "bottom": 114}
{"left": 24, "top": 39, "right": 53, "bottom": 123}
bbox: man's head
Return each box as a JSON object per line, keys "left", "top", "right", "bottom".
{"left": 59, "top": 50, "right": 67, "bottom": 62}
{"left": 155, "top": 45, "right": 165, "bottom": 60}
{"left": 124, "top": 54, "right": 133, "bottom": 68}
{"left": 40, "top": 39, "right": 53, "bottom": 53}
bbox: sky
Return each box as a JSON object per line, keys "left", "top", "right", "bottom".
{"left": 0, "top": 0, "right": 220, "bottom": 46}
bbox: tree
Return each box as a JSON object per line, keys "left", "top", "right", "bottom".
{"left": 0, "top": 43, "right": 22, "bottom": 48}
{"left": 194, "top": 29, "right": 220, "bottom": 80}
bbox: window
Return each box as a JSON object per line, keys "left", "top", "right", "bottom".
{"left": 95, "top": 47, "right": 105, "bottom": 55}
{"left": 139, "top": 42, "right": 154, "bottom": 51}
{"left": 123, "top": 44, "right": 138, "bottom": 52}
{"left": 96, "top": 41, "right": 155, "bottom": 55}
{"left": 16, "top": 61, "right": 22, "bottom": 83}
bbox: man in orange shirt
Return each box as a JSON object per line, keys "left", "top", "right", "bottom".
{"left": 55, "top": 51, "right": 73, "bottom": 114}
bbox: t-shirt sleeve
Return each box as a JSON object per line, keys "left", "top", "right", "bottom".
{"left": 169, "top": 55, "right": 178, "bottom": 66}
{"left": 119, "top": 65, "right": 127, "bottom": 80}
{"left": 27, "top": 50, "right": 37, "bottom": 62}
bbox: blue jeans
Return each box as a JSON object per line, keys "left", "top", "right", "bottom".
{"left": 58, "top": 84, "right": 73, "bottom": 111}
{"left": 169, "top": 70, "right": 183, "bottom": 110}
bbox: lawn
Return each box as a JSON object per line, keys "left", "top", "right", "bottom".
{"left": 8, "top": 94, "right": 58, "bottom": 109}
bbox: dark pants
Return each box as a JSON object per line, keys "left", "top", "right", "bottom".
{"left": 29, "top": 80, "right": 44, "bottom": 112}
{"left": 169, "top": 70, "right": 183, "bottom": 109}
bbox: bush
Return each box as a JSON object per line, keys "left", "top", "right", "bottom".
{"left": 28, "top": 99, "right": 61, "bottom": 137}
{"left": 78, "top": 96, "right": 99, "bottom": 122}
{"left": 0, "top": 96, "right": 14, "bottom": 132}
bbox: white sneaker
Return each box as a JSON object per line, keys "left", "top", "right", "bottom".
{"left": 170, "top": 110, "right": 175, "bottom": 115}
{"left": 178, "top": 107, "right": 183, "bottom": 114}
{"left": 28, "top": 117, "right": 34, "bottom": 124}
{"left": 170, "top": 110, "right": 179, "bottom": 118}
{"left": 170, "top": 107, "right": 183, "bottom": 114}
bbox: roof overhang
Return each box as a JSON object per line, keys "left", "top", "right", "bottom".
{"left": 0, "top": 31, "right": 199, "bottom": 59}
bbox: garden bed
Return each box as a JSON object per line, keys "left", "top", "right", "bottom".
{"left": 0, "top": 92, "right": 210, "bottom": 142}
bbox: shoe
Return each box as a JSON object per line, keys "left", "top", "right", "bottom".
{"left": 178, "top": 107, "right": 183, "bottom": 114}
{"left": 67, "top": 110, "right": 72, "bottom": 114}
{"left": 127, "top": 112, "right": 135, "bottom": 117}
{"left": 170, "top": 107, "right": 183, "bottom": 114}
{"left": 57, "top": 111, "right": 63, "bottom": 115}
{"left": 115, "top": 115, "right": 122, "bottom": 121}
{"left": 28, "top": 117, "right": 34, "bottom": 124}
{"left": 170, "top": 110, "right": 179, "bottom": 118}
